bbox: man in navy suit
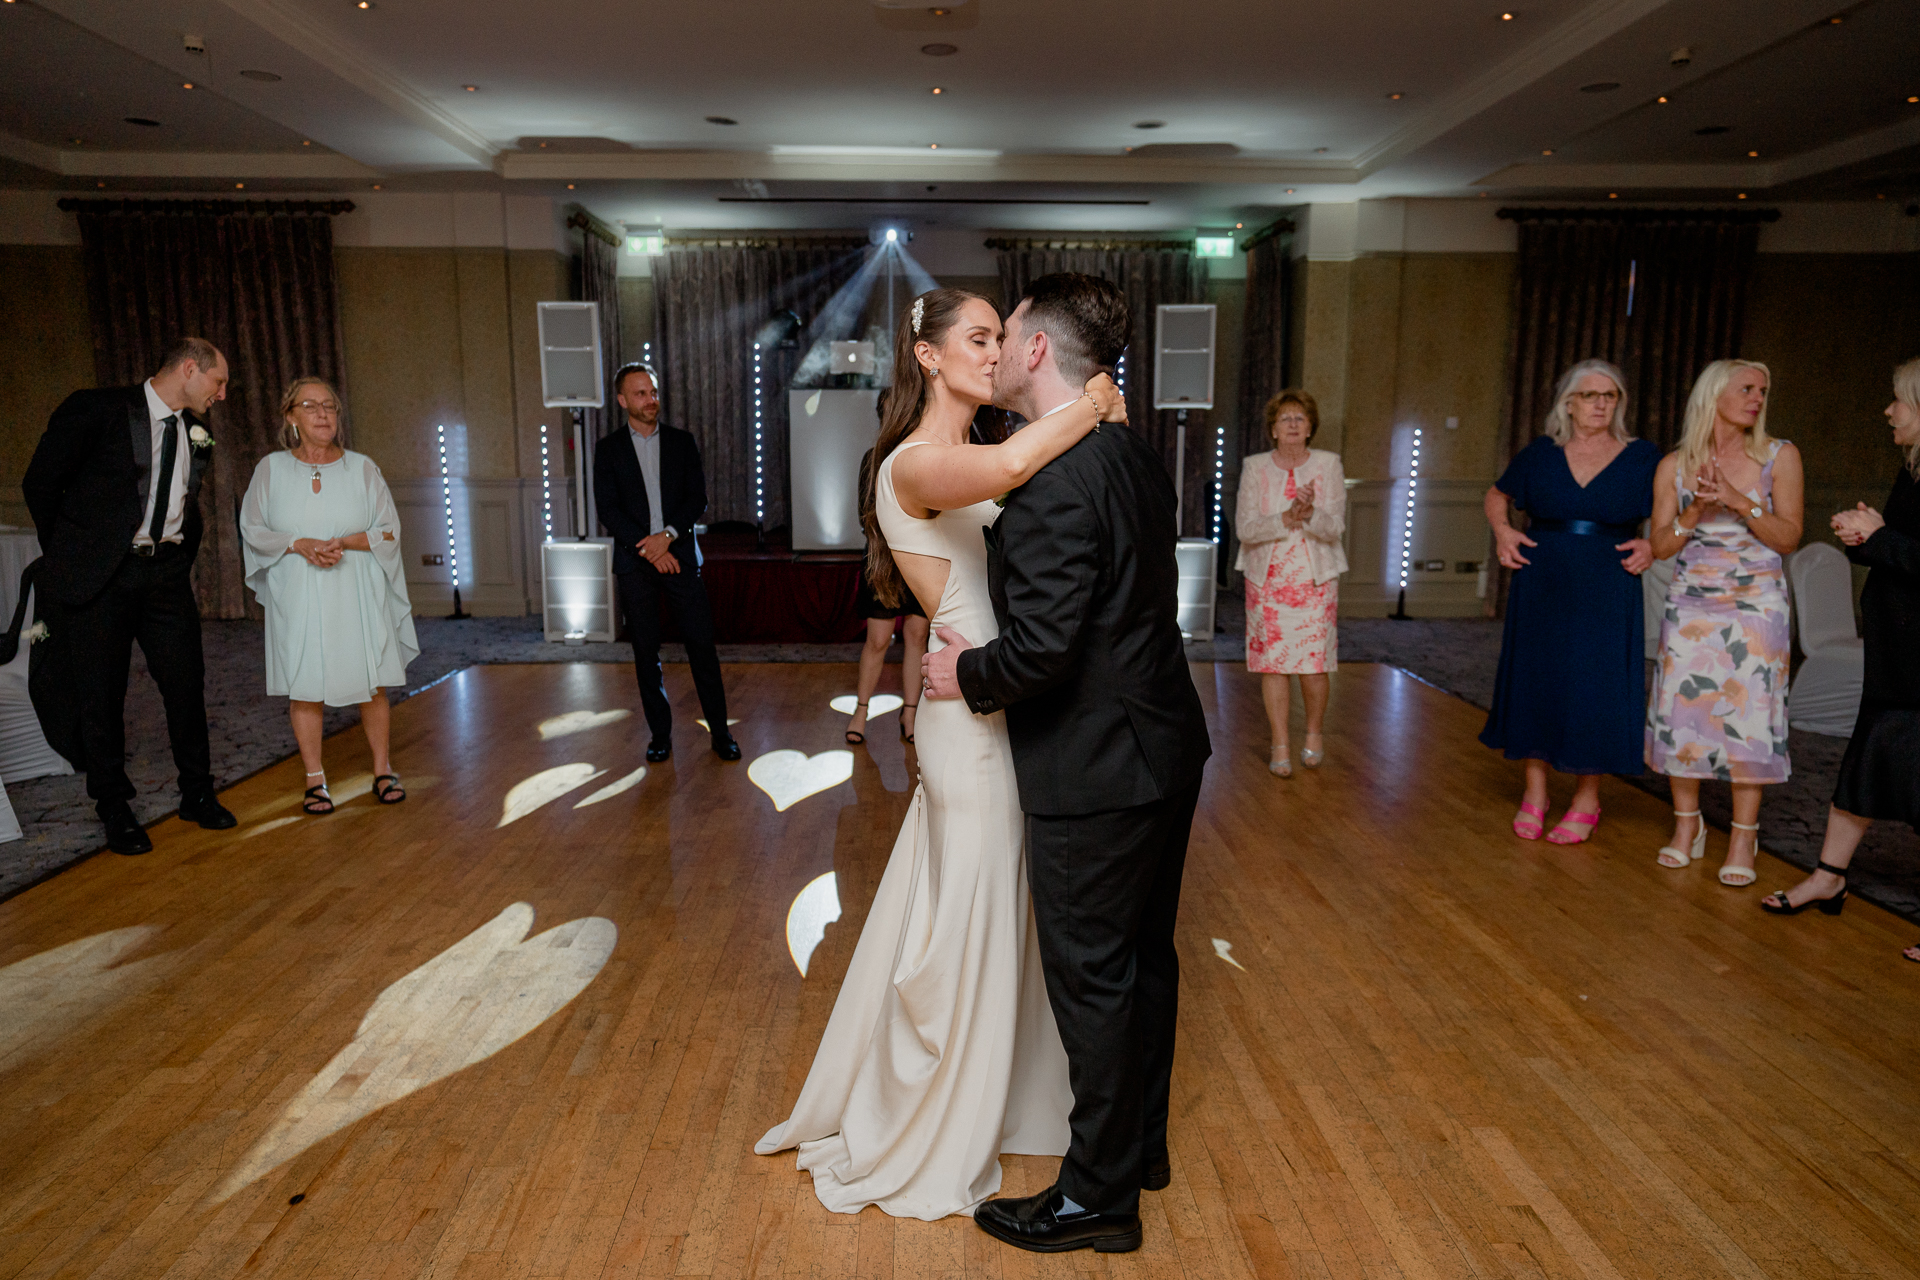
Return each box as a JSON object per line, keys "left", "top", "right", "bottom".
{"left": 592, "top": 363, "right": 739, "bottom": 762}
{"left": 22, "top": 336, "right": 239, "bottom": 855}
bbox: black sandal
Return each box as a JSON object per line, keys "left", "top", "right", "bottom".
{"left": 899, "top": 699, "right": 918, "bottom": 744}
{"left": 373, "top": 774, "right": 407, "bottom": 805}
{"left": 302, "top": 771, "right": 334, "bottom": 815}
{"left": 845, "top": 700, "right": 868, "bottom": 745}
{"left": 1760, "top": 859, "right": 1848, "bottom": 915}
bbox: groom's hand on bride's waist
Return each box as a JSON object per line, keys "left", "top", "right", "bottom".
{"left": 921, "top": 626, "right": 973, "bottom": 700}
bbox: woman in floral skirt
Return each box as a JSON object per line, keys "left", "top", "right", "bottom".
{"left": 1236, "top": 390, "right": 1348, "bottom": 776}
{"left": 1646, "top": 359, "right": 1803, "bottom": 886}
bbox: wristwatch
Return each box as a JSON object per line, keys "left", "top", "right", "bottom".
{"left": 662, "top": 525, "right": 679, "bottom": 541}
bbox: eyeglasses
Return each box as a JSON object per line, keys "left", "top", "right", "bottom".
{"left": 1571, "top": 390, "right": 1620, "bottom": 404}
{"left": 294, "top": 399, "right": 341, "bottom": 415}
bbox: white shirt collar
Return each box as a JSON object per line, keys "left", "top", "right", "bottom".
{"left": 628, "top": 421, "right": 660, "bottom": 441}
{"left": 143, "top": 379, "right": 179, "bottom": 426}
{"left": 1033, "top": 395, "right": 1082, "bottom": 423}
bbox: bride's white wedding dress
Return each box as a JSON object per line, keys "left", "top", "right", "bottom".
{"left": 755, "top": 440, "right": 1071, "bottom": 1220}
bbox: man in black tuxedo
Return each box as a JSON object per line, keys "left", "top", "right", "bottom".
{"left": 22, "top": 336, "right": 239, "bottom": 855}
{"left": 592, "top": 363, "right": 739, "bottom": 762}
{"left": 923, "top": 274, "right": 1212, "bottom": 1255}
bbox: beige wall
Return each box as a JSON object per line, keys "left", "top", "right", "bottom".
{"left": 0, "top": 245, "right": 95, "bottom": 525}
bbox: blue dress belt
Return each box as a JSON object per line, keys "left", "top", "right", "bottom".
{"left": 1528, "top": 517, "right": 1640, "bottom": 539}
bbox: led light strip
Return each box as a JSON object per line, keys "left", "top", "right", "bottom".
{"left": 437, "top": 424, "right": 460, "bottom": 589}
{"left": 1398, "top": 426, "right": 1423, "bottom": 589}
{"left": 539, "top": 421, "right": 552, "bottom": 539}
{"left": 1211, "top": 420, "right": 1226, "bottom": 542}
{"left": 753, "top": 341, "right": 765, "bottom": 523}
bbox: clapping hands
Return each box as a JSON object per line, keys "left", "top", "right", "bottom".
{"left": 293, "top": 536, "right": 344, "bottom": 568}
{"left": 1281, "top": 480, "right": 1317, "bottom": 532}
{"left": 1832, "top": 502, "right": 1885, "bottom": 546}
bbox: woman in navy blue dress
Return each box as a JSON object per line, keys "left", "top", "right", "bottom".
{"left": 1482, "top": 360, "right": 1658, "bottom": 844}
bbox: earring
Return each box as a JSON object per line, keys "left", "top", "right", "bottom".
{"left": 929, "top": 366, "right": 941, "bottom": 378}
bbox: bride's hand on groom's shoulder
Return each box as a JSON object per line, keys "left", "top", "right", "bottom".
{"left": 1085, "top": 373, "right": 1126, "bottom": 425}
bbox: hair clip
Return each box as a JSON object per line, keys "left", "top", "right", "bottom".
{"left": 910, "top": 296, "right": 925, "bottom": 335}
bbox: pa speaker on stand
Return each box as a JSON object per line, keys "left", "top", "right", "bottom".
{"left": 536, "top": 301, "right": 616, "bottom": 643}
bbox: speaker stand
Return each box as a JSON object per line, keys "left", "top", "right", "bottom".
{"left": 448, "top": 584, "right": 471, "bottom": 621}
{"left": 1389, "top": 586, "right": 1411, "bottom": 621}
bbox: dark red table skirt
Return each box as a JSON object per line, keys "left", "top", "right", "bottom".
{"left": 651, "top": 530, "right": 867, "bottom": 645}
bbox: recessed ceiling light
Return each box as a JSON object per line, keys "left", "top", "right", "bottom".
{"left": 1235, "top": 222, "right": 1243, "bottom": 228}
{"left": 97, "top": 181, "right": 106, "bottom": 187}
{"left": 1134, "top": 120, "right": 1165, "bottom": 129}
{"left": 921, "top": 42, "right": 957, "bottom": 56}
{"left": 1285, "top": 187, "right": 1295, "bottom": 193}
{"left": 182, "top": 82, "right": 195, "bottom": 89}
{"left": 1386, "top": 92, "right": 1405, "bottom": 100}
{"left": 1657, "top": 95, "right": 1669, "bottom": 103}
{"left": 930, "top": 87, "right": 944, "bottom": 94}
{"left": 1541, "top": 148, "right": 1554, "bottom": 155}
{"left": 234, "top": 183, "right": 244, "bottom": 189}
{"left": 1608, "top": 192, "right": 1618, "bottom": 199}
{"left": 929, "top": 143, "right": 939, "bottom": 149}
{"left": 1579, "top": 81, "right": 1620, "bottom": 93}
{"left": 1909, "top": 96, "right": 1919, "bottom": 104}
{"left": 70, "top": 136, "right": 82, "bottom": 144}
{"left": 705, "top": 115, "right": 737, "bottom": 125}
{"left": 371, "top": 183, "right": 382, "bottom": 189}
{"left": 1737, "top": 192, "right": 1747, "bottom": 199}
{"left": 1314, "top": 146, "right": 1329, "bottom": 153}
{"left": 357, "top": 1, "right": 373, "bottom": 8}
{"left": 240, "top": 69, "right": 282, "bottom": 82}
{"left": 1747, "top": 150, "right": 1759, "bottom": 157}
{"left": 1500, "top": 11, "right": 1514, "bottom": 19}
{"left": 301, "top": 139, "right": 311, "bottom": 146}
{"left": 462, "top": 84, "right": 478, "bottom": 92}
{"left": 124, "top": 117, "right": 161, "bottom": 127}
{"left": 1828, "top": 13, "right": 1843, "bottom": 22}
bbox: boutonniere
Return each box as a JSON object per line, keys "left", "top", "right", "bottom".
{"left": 993, "top": 491, "right": 1012, "bottom": 508}
{"left": 25, "top": 620, "right": 49, "bottom": 645}
{"left": 188, "top": 425, "right": 214, "bottom": 450}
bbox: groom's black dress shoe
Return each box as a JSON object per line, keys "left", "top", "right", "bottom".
{"left": 711, "top": 733, "right": 742, "bottom": 761}
{"left": 646, "top": 738, "right": 672, "bottom": 763}
{"left": 974, "top": 1186, "right": 1141, "bottom": 1254}
{"left": 98, "top": 801, "right": 153, "bottom": 857}
{"left": 179, "top": 790, "right": 237, "bottom": 830}
{"left": 1143, "top": 1152, "right": 1171, "bottom": 1191}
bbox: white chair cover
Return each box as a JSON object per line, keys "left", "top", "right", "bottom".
{"left": 0, "top": 585, "right": 76, "bottom": 786}
{"left": 1785, "top": 542, "right": 1864, "bottom": 737}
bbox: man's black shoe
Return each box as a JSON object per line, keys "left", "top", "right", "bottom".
{"left": 179, "top": 790, "right": 237, "bottom": 830}
{"left": 974, "top": 1186, "right": 1141, "bottom": 1254}
{"left": 711, "top": 733, "right": 742, "bottom": 761}
{"left": 1143, "top": 1152, "right": 1171, "bottom": 1191}
{"left": 646, "top": 738, "right": 672, "bottom": 763}
{"left": 98, "top": 801, "right": 153, "bottom": 857}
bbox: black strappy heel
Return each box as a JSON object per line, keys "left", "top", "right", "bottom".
{"left": 845, "top": 700, "right": 868, "bottom": 745}
{"left": 899, "top": 698, "right": 918, "bottom": 744}
{"left": 1761, "top": 860, "right": 1848, "bottom": 915}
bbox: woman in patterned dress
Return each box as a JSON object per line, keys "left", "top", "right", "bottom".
{"left": 1235, "top": 390, "right": 1347, "bottom": 777}
{"left": 1647, "top": 360, "right": 1803, "bottom": 886}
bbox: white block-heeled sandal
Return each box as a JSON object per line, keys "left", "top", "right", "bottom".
{"left": 1657, "top": 809, "right": 1705, "bottom": 869}
{"left": 1719, "top": 820, "right": 1759, "bottom": 887}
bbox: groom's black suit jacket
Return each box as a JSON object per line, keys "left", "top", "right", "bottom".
{"left": 23, "top": 385, "right": 210, "bottom": 608}
{"left": 956, "top": 422, "right": 1211, "bottom": 816}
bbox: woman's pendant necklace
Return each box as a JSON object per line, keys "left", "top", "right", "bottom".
{"left": 311, "top": 466, "right": 322, "bottom": 495}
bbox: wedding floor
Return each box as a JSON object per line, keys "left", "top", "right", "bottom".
{"left": 3, "top": 661, "right": 1916, "bottom": 1280}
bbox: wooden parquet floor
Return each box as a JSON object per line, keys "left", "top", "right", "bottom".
{"left": 2, "top": 661, "right": 1917, "bottom": 1280}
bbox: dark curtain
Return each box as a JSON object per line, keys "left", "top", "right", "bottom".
{"left": 650, "top": 244, "right": 869, "bottom": 531}
{"left": 574, "top": 220, "right": 623, "bottom": 445}
{"left": 1495, "top": 206, "right": 1772, "bottom": 612}
{"left": 1232, "top": 224, "right": 1294, "bottom": 574}
{"left": 68, "top": 198, "right": 349, "bottom": 619}
{"left": 993, "top": 245, "right": 1210, "bottom": 534}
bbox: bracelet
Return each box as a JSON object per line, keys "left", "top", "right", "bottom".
{"left": 1672, "top": 517, "right": 1692, "bottom": 539}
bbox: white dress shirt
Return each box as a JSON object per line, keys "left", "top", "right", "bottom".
{"left": 135, "top": 379, "right": 190, "bottom": 547}
{"left": 627, "top": 424, "right": 670, "bottom": 538}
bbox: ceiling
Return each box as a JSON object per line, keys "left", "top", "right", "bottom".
{"left": 2, "top": 0, "right": 1917, "bottom": 230}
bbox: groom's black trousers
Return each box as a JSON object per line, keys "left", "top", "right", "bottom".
{"left": 1025, "top": 776, "right": 1202, "bottom": 1215}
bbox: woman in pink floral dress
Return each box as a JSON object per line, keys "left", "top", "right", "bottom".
{"left": 1236, "top": 390, "right": 1348, "bottom": 777}
{"left": 1646, "top": 360, "right": 1803, "bottom": 887}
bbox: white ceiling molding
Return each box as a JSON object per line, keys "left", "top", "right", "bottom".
{"left": 0, "top": 131, "right": 62, "bottom": 175}
{"left": 1767, "top": 114, "right": 1920, "bottom": 188}
{"left": 1353, "top": 0, "right": 1675, "bottom": 177}
{"left": 213, "top": 0, "right": 495, "bottom": 166}
{"left": 1476, "top": 162, "right": 1761, "bottom": 188}
{"left": 497, "top": 149, "right": 1361, "bottom": 186}
{"left": 0, "top": 130, "right": 379, "bottom": 180}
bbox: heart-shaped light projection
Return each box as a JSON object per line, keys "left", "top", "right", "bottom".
{"left": 212, "top": 903, "right": 615, "bottom": 1202}
{"left": 573, "top": 766, "right": 646, "bottom": 808}
{"left": 786, "top": 872, "right": 841, "bottom": 977}
{"left": 694, "top": 717, "right": 742, "bottom": 731}
{"left": 538, "top": 709, "right": 632, "bottom": 740}
{"left": 0, "top": 926, "right": 173, "bottom": 1071}
{"left": 1212, "top": 938, "right": 1248, "bottom": 972}
{"left": 499, "top": 764, "right": 606, "bottom": 827}
{"left": 747, "top": 749, "right": 853, "bottom": 812}
{"left": 829, "top": 694, "right": 904, "bottom": 718}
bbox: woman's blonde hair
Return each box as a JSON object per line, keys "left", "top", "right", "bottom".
{"left": 1543, "top": 359, "right": 1630, "bottom": 446}
{"left": 1894, "top": 355, "right": 1920, "bottom": 477}
{"left": 279, "top": 376, "right": 347, "bottom": 450}
{"left": 1675, "top": 359, "right": 1772, "bottom": 483}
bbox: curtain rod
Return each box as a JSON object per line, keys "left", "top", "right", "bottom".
{"left": 662, "top": 235, "right": 870, "bottom": 249}
{"left": 984, "top": 237, "right": 1198, "bottom": 251}
{"left": 1238, "top": 217, "right": 1296, "bottom": 251}
{"left": 56, "top": 197, "right": 355, "bottom": 216}
{"left": 1496, "top": 206, "right": 1781, "bottom": 225}
{"left": 564, "top": 205, "right": 623, "bottom": 248}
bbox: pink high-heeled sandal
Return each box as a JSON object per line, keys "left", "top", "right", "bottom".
{"left": 1513, "top": 801, "right": 1546, "bottom": 840}
{"left": 1546, "top": 807, "right": 1601, "bottom": 845}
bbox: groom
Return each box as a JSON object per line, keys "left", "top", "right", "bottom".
{"left": 923, "top": 272, "right": 1211, "bottom": 1253}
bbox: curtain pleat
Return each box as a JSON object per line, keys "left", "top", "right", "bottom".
{"left": 1232, "top": 233, "right": 1291, "bottom": 573}
{"left": 993, "top": 248, "right": 1210, "bottom": 532}
{"left": 1495, "top": 210, "right": 1762, "bottom": 612}
{"left": 75, "top": 206, "right": 346, "bottom": 619}
{"left": 578, "top": 229, "right": 623, "bottom": 446}
{"left": 651, "top": 246, "right": 868, "bottom": 531}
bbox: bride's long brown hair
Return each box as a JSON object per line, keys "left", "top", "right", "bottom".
{"left": 860, "top": 287, "right": 991, "bottom": 609}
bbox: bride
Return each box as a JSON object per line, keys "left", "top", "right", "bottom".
{"left": 755, "top": 288, "right": 1126, "bottom": 1219}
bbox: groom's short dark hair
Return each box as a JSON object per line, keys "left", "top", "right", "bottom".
{"left": 1017, "top": 273, "right": 1130, "bottom": 384}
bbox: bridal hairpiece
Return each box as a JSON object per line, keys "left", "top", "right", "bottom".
{"left": 910, "top": 297, "right": 925, "bottom": 335}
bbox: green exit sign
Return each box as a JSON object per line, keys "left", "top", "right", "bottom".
{"left": 626, "top": 234, "right": 664, "bottom": 255}
{"left": 1194, "top": 237, "right": 1236, "bottom": 258}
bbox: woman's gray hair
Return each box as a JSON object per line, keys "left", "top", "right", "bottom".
{"left": 1543, "top": 359, "right": 1631, "bottom": 446}
{"left": 1895, "top": 355, "right": 1920, "bottom": 477}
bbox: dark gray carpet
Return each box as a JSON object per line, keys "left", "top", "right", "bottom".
{"left": 5, "top": 604, "right": 1916, "bottom": 928}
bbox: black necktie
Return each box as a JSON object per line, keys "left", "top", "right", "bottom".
{"left": 149, "top": 414, "right": 180, "bottom": 544}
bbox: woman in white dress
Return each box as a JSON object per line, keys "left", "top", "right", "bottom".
{"left": 241, "top": 378, "right": 419, "bottom": 814}
{"left": 756, "top": 289, "right": 1126, "bottom": 1219}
